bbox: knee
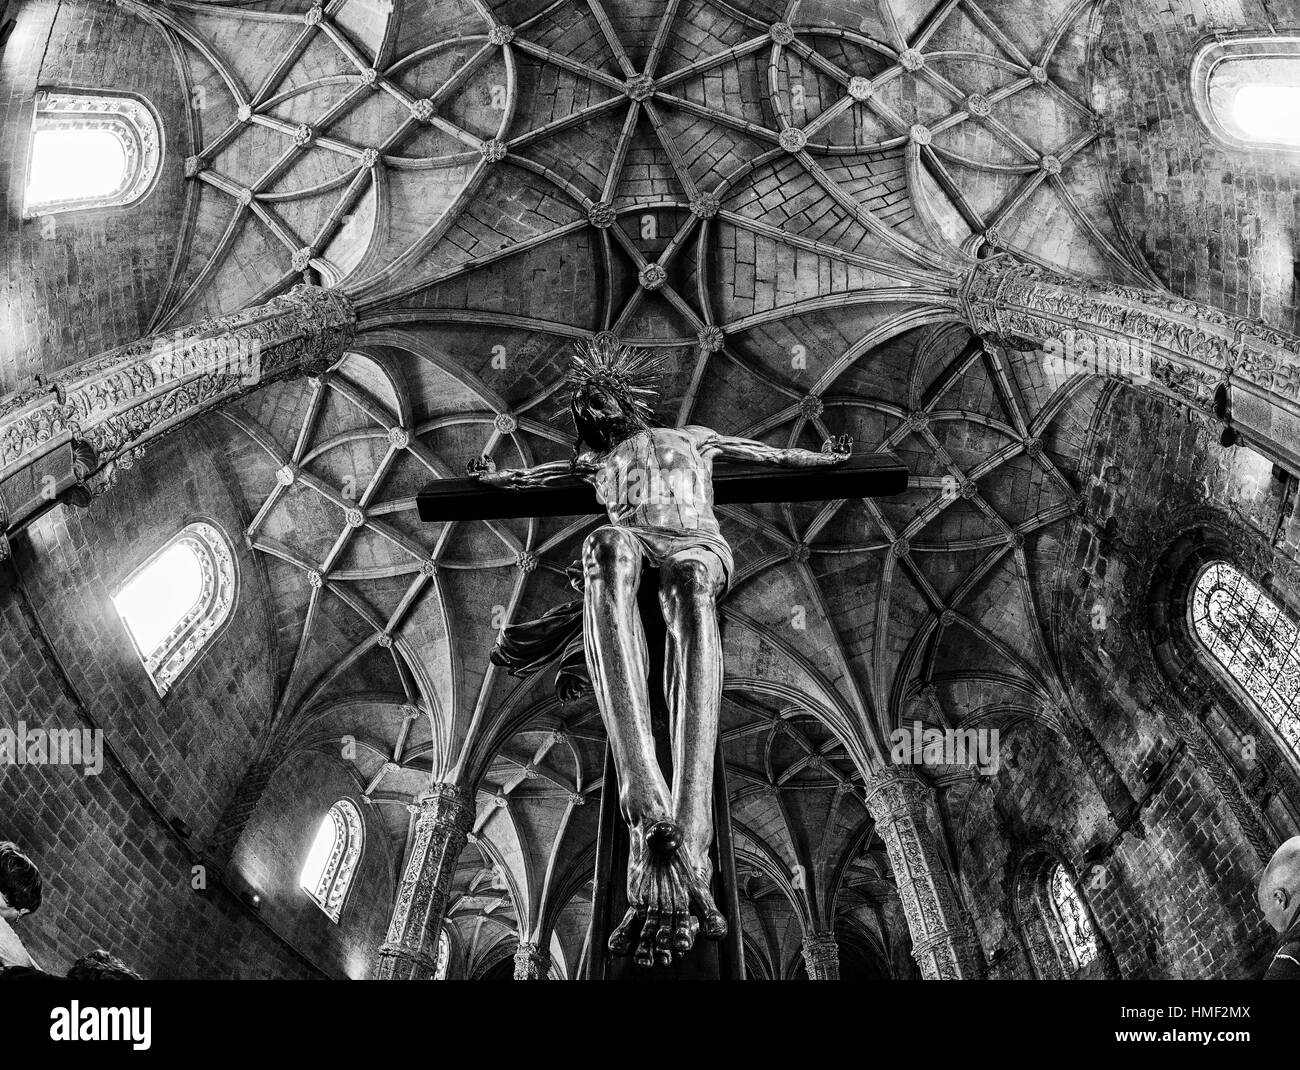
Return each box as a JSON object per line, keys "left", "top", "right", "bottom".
{"left": 584, "top": 528, "right": 638, "bottom": 585}
{"left": 661, "top": 558, "right": 716, "bottom": 607}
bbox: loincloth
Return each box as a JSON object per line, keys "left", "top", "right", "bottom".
{"left": 601, "top": 524, "right": 734, "bottom": 593}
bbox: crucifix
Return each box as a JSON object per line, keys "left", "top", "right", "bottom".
{"left": 417, "top": 339, "right": 907, "bottom": 971}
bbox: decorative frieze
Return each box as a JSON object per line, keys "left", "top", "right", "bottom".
{"left": 959, "top": 255, "right": 1300, "bottom": 471}
{"left": 0, "top": 286, "right": 356, "bottom": 506}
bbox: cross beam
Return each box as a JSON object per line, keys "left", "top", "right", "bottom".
{"left": 416, "top": 453, "right": 908, "bottom": 522}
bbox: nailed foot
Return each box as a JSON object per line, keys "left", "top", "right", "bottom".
{"left": 608, "top": 825, "right": 726, "bottom": 966}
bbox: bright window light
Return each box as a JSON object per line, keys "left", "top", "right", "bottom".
{"left": 113, "top": 541, "right": 204, "bottom": 657}
{"left": 300, "top": 801, "right": 363, "bottom": 921}
{"left": 300, "top": 813, "right": 337, "bottom": 893}
{"left": 1232, "top": 84, "right": 1300, "bottom": 146}
{"left": 27, "top": 128, "right": 128, "bottom": 206}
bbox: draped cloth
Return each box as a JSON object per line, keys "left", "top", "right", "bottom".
{"left": 488, "top": 524, "right": 733, "bottom": 699}
{"left": 490, "top": 560, "right": 590, "bottom": 698}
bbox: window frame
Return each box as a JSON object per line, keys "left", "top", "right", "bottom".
{"left": 1187, "top": 559, "right": 1300, "bottom": 762}
{"left": 23, "top": 88, "right": 164, "bottom": 218}
{"left": 301, "top": 799, "right": 365, "bottom": 924}
{"left": 113, "top": 521, "right": 237, "bottom": 697}
{"left": 1014, "top": 851, "right": 1108, "bottom": 979}
{"left": 1190, "top": 33, "right": 1300, "bottom": 154}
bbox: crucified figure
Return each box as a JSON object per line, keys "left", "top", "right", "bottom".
{"left": 472, "top": 340, "right": 850, "bottom": 966}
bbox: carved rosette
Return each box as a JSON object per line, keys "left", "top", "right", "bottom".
{"left": 863, "top": 769, "right": 982, "bottom": 979}
{"left": 801, "top": 931, "right": 840, "bottom": 980}
{"left": 512, "top": 942, "right": 550, "bottom": 980}
{"left": 375, "top": 783, "right": 475, "bottom": 980}
{"left": 0, "top": 286, "right": 355, "bottom": 501}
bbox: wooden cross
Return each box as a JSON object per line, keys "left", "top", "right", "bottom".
{"left": 416, "top": 452, "right": 908, "bottom": 522}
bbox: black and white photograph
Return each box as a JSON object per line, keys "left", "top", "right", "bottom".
{"left": 0, "top": 0, "right": 1298, "bottom": 1053}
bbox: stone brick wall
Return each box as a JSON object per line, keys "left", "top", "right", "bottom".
{"left": 1101, "top": 0, "right": 1300, "bottom": 331}
{"left": 226, "top": 751, "right": 396, "bottom": 981}
{"left": 0, "top": 418, "right": 393, "bottom": 977}
{"left": 0, "top": 0, "right": 188, "bottom": 393}
{"left": 948, "top": 377, "right": 1295, "bottom": 979}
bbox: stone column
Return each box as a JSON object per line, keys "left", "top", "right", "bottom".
{"left": 801, "top": 930, "right": 840, "bottom": 980}
{"left": 960, "top": 255, "right": 1300, "bottom": 471}
{"left": 863, "top": 769, "right": 982, "bottom": 979}
{"left": 513, "top": 941, "right": 550, "bottom": 980}
{"left": 0, "top": 284, "right": 355, "bottom": 538}
{"left": 376, "top": 783, "right": 474, "bottom": 981}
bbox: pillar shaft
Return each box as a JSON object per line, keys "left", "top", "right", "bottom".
{"left": 376, "top": 783, "right": 474, "bottom": 981}
{"left": 0, "top": 285, "right": 355, "bottom": 538}
{"left": 864, "top": 770, "right": 981, "bottom": 979}
{"left": 513, "top": 942, "right": 550, "bottom": 980}
{"left": 801, "top": 931, "right": 840, "bottom": 980}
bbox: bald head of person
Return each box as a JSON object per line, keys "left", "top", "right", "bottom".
{"left": 1258, "top": 837, "right": 1300, "bottom": 934}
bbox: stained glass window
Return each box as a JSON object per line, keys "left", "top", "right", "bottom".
{"left": 1048, "top": 863, "right": 1098, "bottom": 968}
{"left": 113, "top": 522, "right": 236, "bottom": 696}
{"left": 24, "top": 91, "right": 162, "bottom": 216}
{"left": 300, "top": 800, "right": 363, "bottom": 923}
{"left": 1191, "top": 562, "right": 1300, "bottom": 755}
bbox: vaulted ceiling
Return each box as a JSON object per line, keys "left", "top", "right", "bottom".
{"left": 113, "top": 0, "right": 1157, "bottom": 961}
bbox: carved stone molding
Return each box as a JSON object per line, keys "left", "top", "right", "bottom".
{"left": 863, "top": 769, "right": 982, "bottom": 979}
{"left": 959, "top": 256, "right": 1300, "bottom": 468}
{"left": 375, "top": 782, "right": 474, "bottom": 981}
{"left": 0, "top": 286, "right": 356, "bottom": 514}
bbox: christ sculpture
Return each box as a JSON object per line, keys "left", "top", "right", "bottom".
{"left": 471, "top": 340, "right": 850, "bottom": 966}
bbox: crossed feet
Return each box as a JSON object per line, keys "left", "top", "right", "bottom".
{"left": 608, "top": 819, "right": 728, "bottom": 967}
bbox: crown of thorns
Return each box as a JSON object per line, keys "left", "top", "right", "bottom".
{"left": 560, "top": 337, "right": 664, "bottom": 424}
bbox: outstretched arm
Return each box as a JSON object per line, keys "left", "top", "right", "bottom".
{"left": 697, "top": 429, "right": 853, "bottom": 468}
{"left": 467, "top": 455, "right": 592, "bottom": 488}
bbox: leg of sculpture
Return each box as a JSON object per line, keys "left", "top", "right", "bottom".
{"left": 582, "top": 526, "right": 677, "bottom": 964}
{"left": 583, "top": 527, "right": 669, "bottom": 824}
{"left": 660, "top": 550, "right": 728, "bottom": 944}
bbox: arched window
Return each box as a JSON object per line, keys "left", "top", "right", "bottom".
{"left": 1190, "top": 561, "right": 1300, "bottom": 755}
{"left": 24, "top": 90, "right": 162, "bottom": 217}
{"left": 1015, "top": 853, "right": 1102, "bottom": 978}
{"left": 300, "top": 799, "right": 364, "bottom": 923}
{"left": 434, "top": 929, "right": 450, "bottom": 980}
{"left": 1047, "top": 862, "right": 1099, "bottom": 969}
{"left": 112, "top": 522, "right": 236, "bottom": 696}
{"left": 1191, "top": 35, "right": 1300, "bottom": 152}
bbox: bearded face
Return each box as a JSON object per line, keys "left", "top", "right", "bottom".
{"left": 572, "top": 384, "right": 648, "bottom": 452}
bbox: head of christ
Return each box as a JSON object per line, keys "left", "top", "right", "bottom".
{"left": 564, "top": 338, "right": 664, "bottom": 453}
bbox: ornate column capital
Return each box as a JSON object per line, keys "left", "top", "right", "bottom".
{"left": 862, "top": 766, "right": 930, "bottom": 821}
{"left": 512, "top": 941, "right": 550, "bottom": 980}
{"left": 801, "top": 930, "right": 841, "bottom": 980}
